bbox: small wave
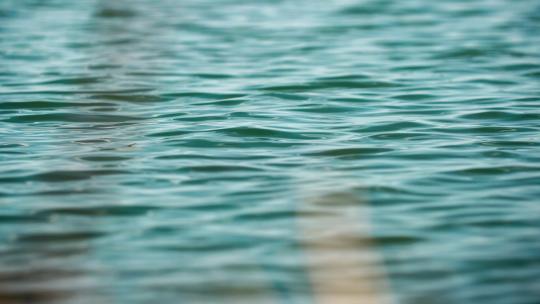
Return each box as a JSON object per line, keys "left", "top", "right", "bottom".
{"left": 459, "top": 111, "right": 540, "bottom": 121}
{"left": 4, "top": 113, "right": 144, "bottom": 123}
{"left": 0, "top": 170, "right": 128, "bottom": 183}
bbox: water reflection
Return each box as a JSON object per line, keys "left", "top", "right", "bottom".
{"left": 0, "top": 1, "right": 149, "bottom": 302}
{"left": 299, "top": 191, "right": 389, "bottom": 304}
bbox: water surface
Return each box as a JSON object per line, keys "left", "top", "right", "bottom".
{"left": 1, "top": 0, "right": 540, "bottom": 303}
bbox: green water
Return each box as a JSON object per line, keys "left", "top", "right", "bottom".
{"left": 1, "top": 0, "right": 540, "bottom": 303}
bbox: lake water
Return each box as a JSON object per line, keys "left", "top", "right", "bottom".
{"left": 1, "top": 0, "right": 539, "bottom": 303}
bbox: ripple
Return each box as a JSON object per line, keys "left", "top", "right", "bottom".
{"left": 372, "top": 235, "right": 423, "bottom": 246}
{"left": 432, "top": 47, "right": 493, "bottom": 59}
{"left": 4, "top": 113, "right": 144, "bottom": 123}
{"left": 369, "top": 132, "right": 428, "bottom": 140}
{"left": 90, "top": 94, "right": 168, "bottom": 103}
{"left": 357, "top": 121, "right": 430, "bottom": 133}
{"left": 481, "top": 140, "right": 540, "bottom": 148}
{"left": 35, "top": 205, "right": 160, "bottom": 217}
{"left": 258, "top": 79, "right": 401, "bottom": 92}
{"left": 162, "top": 92, "right": 246, "bottom": 100}
{"left": 447, "top": 166, "right": 540, "bottom": 176}
{"left": 391, "top": 93, "right": 437, "bottom": 101}
{"left": 0, "top": 214, "right": 45, "bottom": 224}
{"left": 0, "top": 101, "right": 116, "bottom": 110}
{"left": 306, "top": 147, "right": 393, "bottom": 158}
{"left": 459, "top": 111, "right": 540, "bottom": 121}
{"left": 79, "top": 155, "right": 131, "bottom": 162}
{"left": 0, "top": 88, "right": 154, "bottom": 95}
{"left": 1, "top": 0, "right": 539, "bottom": 303}
{"left": 146, "top": 130, "right": 190, "bottom": 138}
{"left": 213, "top": 126, "right": 313, "bottom": 139}
{"left": 433, "top": 126, "right": 537, "bottom": 135}
{"left": 16, "top": 232, "right": 105, "bottom": 243}
{"left": 181, "top": 165, "right": 263, "bottom": 173}
{"left": 40, "top": 76, "right": 105, "bottom": 85}
{"left": 0, "top": 170, "right": 128, "bottom": 183}
{"left": 94, "top": 8, "right": 137, "bottom": 18}
{"left": 291, "top": 104, "right": 358, "bottom": 113}
{"left": 338, "top": 3, "right": 392, "bottom": 16}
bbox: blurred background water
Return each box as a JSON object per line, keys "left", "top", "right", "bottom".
{"left": 1, "top": 0, "right": 539, "bottom": 303}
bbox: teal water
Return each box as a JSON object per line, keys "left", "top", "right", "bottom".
{"left": 1, "top": 0, "right": 540, "bottom": 303}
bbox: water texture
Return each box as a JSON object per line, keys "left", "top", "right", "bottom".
{"left": 1, "top": 0, "right": 539, "bottom": 303}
